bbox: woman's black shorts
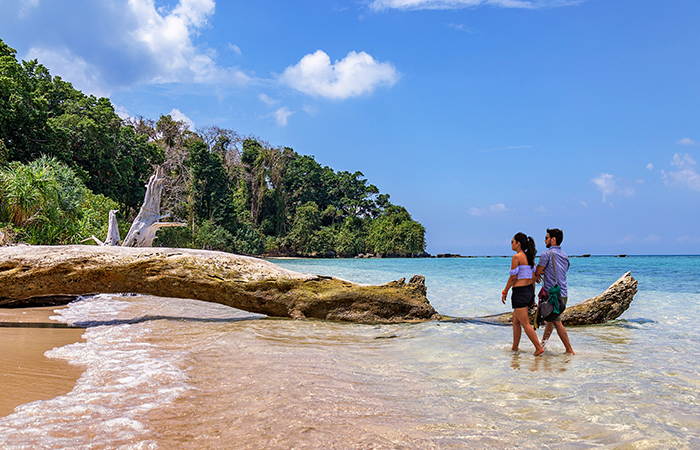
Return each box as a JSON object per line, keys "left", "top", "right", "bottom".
{"left": 511, "top": 285, "right": 535, "bottom": 309}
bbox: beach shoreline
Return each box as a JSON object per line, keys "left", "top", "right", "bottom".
{"left": 0, "top": 306, "right": 86, "bottom": 417}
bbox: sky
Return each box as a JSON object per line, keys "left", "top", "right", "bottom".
{"left": 1, "top": 0, "right": 699, "bottom": 255}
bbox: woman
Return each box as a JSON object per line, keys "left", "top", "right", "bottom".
{"left": 501, "top": 232, "right": 544, "bottom": 356}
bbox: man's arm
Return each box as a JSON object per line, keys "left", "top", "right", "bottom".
{"left": 534, "top": 250, "right": 549, "bottom": 283}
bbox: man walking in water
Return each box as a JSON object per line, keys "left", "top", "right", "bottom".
{"left": 535, "top": 228, "right": 575, "bottom": 354}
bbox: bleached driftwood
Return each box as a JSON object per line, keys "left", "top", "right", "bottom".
{"left": 450, "top": 272, "right": 638, "bottom": 327}
{"left": 105, "top": 210, "right": 121, "bottom": 246}
{"left": 81, "top": 210, "right": 122, "bottom": 246}
{"left": 0, "top": 245, "right": 437, "bottom": 323}
{"left": 122, "top": 168, "right": 186, "bottom": 247}
{"left": 0, "top": 245, "right": 637, "bottom": 325}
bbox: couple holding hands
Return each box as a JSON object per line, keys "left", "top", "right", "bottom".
{"left": 501, "top": 228, "right": 575, "bottom": 356}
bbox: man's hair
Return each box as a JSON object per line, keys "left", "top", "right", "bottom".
{"left": 547, "top": 228, "right": 564, "bottom": 245}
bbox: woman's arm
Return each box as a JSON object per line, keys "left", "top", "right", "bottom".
{"left": 502, "top": 256, "right": 519, "bottom": 304}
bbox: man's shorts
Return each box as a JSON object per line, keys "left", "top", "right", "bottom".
{"left": 546, "top": 296, "right": 568, "bottom": 322}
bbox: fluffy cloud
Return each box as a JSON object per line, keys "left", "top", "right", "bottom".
{"left": 168, "top": 108, "right": 195, "bottom": 130}
{"left": 677, "top": 137, "right": 698, "bottom": 146}
{"left": 274, "top": 107, "right": 294, "bottom": 127}
{"left": 280, "top": 50, "right": 399, "bottom": 100}
{"left": 590, "top": 173, "right": 635, "bottom": 202}
{"left": 26, "top": 46, "right": 110, "bottom": 97}
{"left": 646, "top": 163, "right": 654, "bottom": 171}
{"left": 127, "top": 0, "right": 248, "bottom": 85}
{"left": 259, "top": 93, "right": 280, "bottom": 106}
{"left": 662, "top": 153, "right": 700, "bottom": 192}
{"left": 469, "top": 203, "right": 508, "bottom": 216}
{"left": 369, "top": 0, "right": 580, "bottom": 11}
{"left": 22, "top": 0, "right": 248, "bottom": 97}
{"left": 228, "top": 43, "right": 242, "bottom": 56}
{"left": 18, "top": 0, "right": 39, "bottom": 17}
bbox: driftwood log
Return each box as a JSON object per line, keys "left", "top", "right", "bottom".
{"left": 451, "top": 271, "right": 638, "bottom": 327}
{"left": 0, "top": 245, "right": 437, "bottom": 323}
{"left": 0, "top": 245, "right": 637, "bottom": 325}
{"left": 121, "top": 168, "right": 185, "bottom": 247}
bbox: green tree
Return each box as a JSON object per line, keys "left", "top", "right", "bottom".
{"left": 0, "top": 156, "right": 118, "bottom": 244}
{"left": 366, "top": 206, "right": 426, "bottom": 256}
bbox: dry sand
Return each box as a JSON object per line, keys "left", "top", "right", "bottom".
{"left": 0, "top": 307, "right": 86, "bottom": 417}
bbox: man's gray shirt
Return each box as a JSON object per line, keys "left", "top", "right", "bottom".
{"left": 537, "top": 246, "right": 569, "bottom": 298}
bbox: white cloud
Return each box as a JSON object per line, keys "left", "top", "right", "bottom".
{"left": 579, "top": 200, "right": 588, "bottom": 208}
{"left": 480, "top": 144, "right": 538, "bottom": 152}
{"left": 114, "top": 105, "right": 131, "bottom": 120}
{"left": 641, "top": 234, "right": 661, "bottom": 243}
{"left": 446, "top": 23, "right": 475, "bottom": 33}
{"left": 302, "top": 104, "right": 319, "bottom": 115}
{"left": 280, "top": 50, "right": 399, "bottom": 100}
{"left": 18, "top": 0, "right": 40, "bottom": 17}
{"left": 661, "top": 153, "right": 700, "bottom": 192}
{"left": 616, "top": 234, "right": 636, "bottom": 244}
{"left": 677, "top": 236, "right": 700, "bottom": 244}
{"left": 369, "top": 0, "right": 581, "bottom": 11}
{"left": 677, "top": 137, "right": 698, "bottom": 146}
{"left": 274, "top": 107, "right": 293, "bottom": 127}
{"left": 26, "top": 47, "right": 110, "bottom": 97}
{"left": 259, "top": 93, "right": 280, "bottom": 106}
{"left": 228, "top": 43, "right": 242, "bottom": 55}
{"left": 25, "top": 0, "right": 250, "bottom": 96}
{"left": 168, "top": 108, "right": 195, "bottom": 130}
{"left": 646, "top": 163, "right": 654, "bottom": 171}
{"left": 469, "top": 203, "right": 508, "bottom": 216}
{"left": 590, "top": 173, "right": 635, "bottom": 202}
{"left": 535, "top": 205, "right": 547, "bottom": 213}
{"left": 127, "top": 0, "right": 248, "bottom": 85}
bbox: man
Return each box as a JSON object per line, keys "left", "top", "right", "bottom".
{"left": 534, "top": 228, "right": 575, "bottom": 354}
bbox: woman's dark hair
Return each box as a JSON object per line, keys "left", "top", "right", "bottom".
{"left": 514, "top": 232, "right": 537, "bottom": 267}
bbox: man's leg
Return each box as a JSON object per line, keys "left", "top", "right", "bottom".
{"left": 553, "top": 321, "right": 575, "bottom": 355}
{"left": 542, "top": 322, "right": 554, "bottom": 344}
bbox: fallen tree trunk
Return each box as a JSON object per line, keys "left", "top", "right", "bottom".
{"left": 0, "top": 245, "right": 437, "bottom": 324}
{"left": 0, "top": 245, "right": 637, "bottom": 325}
{"left": 451, "top": 271, "right": 638, "bottom": 326}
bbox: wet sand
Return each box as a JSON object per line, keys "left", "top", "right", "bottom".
{"left": 0, "top": 307, "right": 86, "bottom": 417}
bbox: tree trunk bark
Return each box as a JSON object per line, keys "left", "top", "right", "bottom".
{"left": 122, "top": 168, "right": 185, "bottom": 247}
{"left": 104, "top": 209, "right": 121, "bottom": 246}
{"left": 0, "top": 245, "right": 437, "bottom": 324}
{"left": 445, "top": 271, "right": 638, "bottom": 326}
{"left": 0, "top": 245, "right": 637, "bottom": 325}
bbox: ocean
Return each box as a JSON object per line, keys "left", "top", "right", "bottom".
{"left": 1, "top": 255, "right": 699, "bottom": 449}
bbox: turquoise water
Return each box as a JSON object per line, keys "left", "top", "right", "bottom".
{"left": 1, "top": 256, "right": 699, "bottom": 448}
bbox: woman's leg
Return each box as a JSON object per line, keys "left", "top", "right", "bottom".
{"left": 513, "top": 308, "right": 544, "bottom": 356}
{"left": 512, "top": 313, "right": 522, "bottom": 351}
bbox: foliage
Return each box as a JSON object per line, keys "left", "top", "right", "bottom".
{"left": 0, "top": 156, "right": 118, "bottom": 244}
{"left": 366, "top": 206, "right": 427, "bottom": 255}
{"left": 0, "top": 38, "right": 163, "bottom": 211}
{"left": 0, "top": 37, "right": 426, "bottom": 256}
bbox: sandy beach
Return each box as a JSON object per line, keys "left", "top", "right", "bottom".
{"left": 0, "top": 307, "right": 86, "bottom": 417}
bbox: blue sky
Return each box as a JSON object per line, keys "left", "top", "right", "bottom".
{"left": 2, "top": 0, "right": 699, "bottom": 255}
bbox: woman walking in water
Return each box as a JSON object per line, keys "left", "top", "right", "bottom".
{"left": 502, "top": 232, "right": 544, "bottom": 356}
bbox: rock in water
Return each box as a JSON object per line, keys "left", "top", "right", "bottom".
{"left": 0, "top": 245, "right": 438, "bottom": 324}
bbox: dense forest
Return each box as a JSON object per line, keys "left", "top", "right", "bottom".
{"left": 0, "top": 38, "right": 426, "bottom": 257}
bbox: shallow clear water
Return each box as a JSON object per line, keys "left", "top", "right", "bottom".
{"left": 1, "top": 256, "right": 699, "bottom": 449}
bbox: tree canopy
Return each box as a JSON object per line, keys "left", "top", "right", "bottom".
{"left": 0, "top": 38, "right": 425, "bottom": 257}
